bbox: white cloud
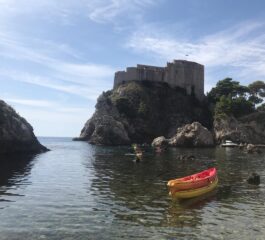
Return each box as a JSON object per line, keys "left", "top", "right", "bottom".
{"left": 16, "top": 107, "right": 92, "bottom": 137}
{"left": 0, "top": 0, "right": 158, "bottom": 25}
{"left": 4, "top": 97, "right": 89, "bottom": 114}
{"left": 2, "top": 96, "right": 93, "bottom": 136}
{"left": 0, "top": 69, "right": 104, "bottom": 100}
{"left": 0, "top": 0, "right": 79, "bottom": 18}
{"left": 5, "top": 98, "right": 54, "bottom": 107}
{"left": 0, "top": 30, "right": 116, "bottom": 99}
{"left": 55, "top": 63, "right": 115, "bottom": 79}
{"left": 87, "top": 0, "right": 157, "bottom": 23}
{"left": 127, "top": 21, "right": 265, "bottom": 79}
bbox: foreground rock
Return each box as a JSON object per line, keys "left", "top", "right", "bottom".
{"left": 151, "top": 136, "right": 169, "bottom": 148}
{"left": 75, "top": 81, "right": 212, "bottom": 145}
{"left": 152, "top": 122, "right": 214, "bottom": 148}
{"left": 247, "top": 173, "right": 260, "bottom": 185}
{"left": 0, "top": 100, "right": 48, "bottom": 154}
{"left": 169, "top": 122, "right": 214, "bottom": 147}
{"left": 214, "top": 112, "right": 265, "bottom": 144}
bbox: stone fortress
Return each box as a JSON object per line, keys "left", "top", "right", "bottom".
{"left": 114, "top": 60, "right": 204, "bottom": 100}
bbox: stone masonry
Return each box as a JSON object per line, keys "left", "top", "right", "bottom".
{"left": 114, "top": 60, "right": 204, "bottom": 100}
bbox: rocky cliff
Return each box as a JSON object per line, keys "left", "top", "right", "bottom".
{"left": 0, "top": 100, "right": 48, "bottom": 154}
{"left": 214, "top": 112, "right": 265, "bottom": 144}
{"left": 76, "top": 81, "right": 212, "bottom": 145}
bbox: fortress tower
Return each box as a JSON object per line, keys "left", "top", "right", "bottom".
{"left": 114, "top": 60, "right": 204, "bottom": 100}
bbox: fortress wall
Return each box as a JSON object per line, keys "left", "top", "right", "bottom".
{"left": 171, "top": 61, "right": 204, "bottom": 100}
{"left": 195, "top": 65, "right": 204, "bottom": 100}
{"left": 114, "top": 68, "right": 139, "bottom": 87}
{"left": 113, "top": 60, "right": 204, "bottom": 100}
{"left": 144, "top": 69, "right": 163, "bottom": 82}
{"left": 153, "top": 70, "right": 164, "bottom": 82}
{"left": 184, "top": 62, "right": 204, "bottom": 100}
{"left": 137, "top": 64, "right": 164, "bottom": 82}
{"left": 126, "top": 67, "right": 138, "bottom": 81}
{"left": 137, "top": 64, "right": 164, "bottom": 71}
{"left": 114, "top": 71, "right": 126, "bottom": 87}
{"left": 165, "top": 62, "right": 185, "bottom": 88}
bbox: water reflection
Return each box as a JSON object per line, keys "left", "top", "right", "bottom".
{"left": 0, "top": 154, "right": 36, "bottom": 202}
{"left": 89, "top": 147, "right": 218, "bottom": 228}
{"left": 0, "top": 138, "right": 265, "bottom": 239}
{"left": 89, "top": 146, "right": 265, "bottom": 233}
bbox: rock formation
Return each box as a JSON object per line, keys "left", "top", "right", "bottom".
{"left": 152, "top": 122, "right": 214, "bottom": 148}
{"left": 151, "top": 136, "right": 169, "bottom": 148}
{"left": 214, "top": 112, "right": 265, "bottom": 144}
{"left": 247, "top": 173, "right": 260, "bottom": 185}
{"left": 75, "top": 81, "right": 212, "bottom": 145}
{"left": 0, "top": 100, "right": 48, "bottom": 154}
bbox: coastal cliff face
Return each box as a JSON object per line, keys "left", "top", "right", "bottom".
{"left": 0, "top": 100, "right": 48, "bottom": 154}
{"left": 214, "top": 112, "right": 265, "bottom": 144}
{"left": 77, "top": 81, "right": 212, "bottom": 145}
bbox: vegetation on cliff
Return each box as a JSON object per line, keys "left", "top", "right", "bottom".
{"left": 208, "top": 78, "right": 265, "bottom": 144}
{"left": 207, "top": 78, "right": 265, "bottom": 119}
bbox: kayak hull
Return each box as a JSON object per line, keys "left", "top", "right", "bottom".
{"left": 170, "top": 177, "right": 218, "bottom": 199}
{"left": 167, "top": 168, "right": 217, "bottom": 192}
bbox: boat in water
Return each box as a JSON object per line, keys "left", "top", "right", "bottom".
{"left": 168, "top": 168, "right": 217, "bottom": 191}
{"left": 221, "top": 140, "right": 238, "bottom": 147}
{"left": 167, "top": 168, "right": 218, "bottom": 199}
{"left": 170, "top": 177, "right": 218, "bottom": 199}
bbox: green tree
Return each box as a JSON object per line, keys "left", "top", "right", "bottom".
{"left": 209, "top": 78, "right": 258, "bottom": 118}
{"left": 248, "top": 81, "right": 265, "bottom": 97}
{"left": 214, "top": 95, "right": 232, "bottom": 117}
{"left": 208, "top": 78, "right": 249, "bottom": 103}
{"left": 231, "top": 96, "right": 255, "bottom": 117}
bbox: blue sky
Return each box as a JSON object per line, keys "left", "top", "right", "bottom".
{"left": 1, "top": 0, "right": 265, "bottom": 137}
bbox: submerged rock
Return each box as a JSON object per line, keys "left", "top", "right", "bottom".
{"left": 247, "top": 173, "right": 260, "bottom": 185}
{"left": 0, "top": 100, "right": 48, "bottom": 154}
{"left": 246, "top": 144, "right": 256, "bottom": 153}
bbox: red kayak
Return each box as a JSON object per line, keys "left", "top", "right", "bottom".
{"left": 167, "top": 168, "right": 217, "bottom": 194}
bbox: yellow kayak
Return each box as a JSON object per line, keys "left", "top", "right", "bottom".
{"left": 170, "top": 177, "right": 218, "bottom": 199}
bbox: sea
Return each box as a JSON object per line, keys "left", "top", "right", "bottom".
{"left": 0, "top": 137, "right": 265, "bottom": 240}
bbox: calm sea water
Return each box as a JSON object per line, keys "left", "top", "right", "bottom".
{"left": 0, "top": 137, "right": 265, "bottom": 240}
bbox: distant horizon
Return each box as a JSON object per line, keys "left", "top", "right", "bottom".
{"left": 1, "top": 0, "right": 265, "bottom": 136}
{"left": 37, "top": 136, "right": 75, "bottom": 138}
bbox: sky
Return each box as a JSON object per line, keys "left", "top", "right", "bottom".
{"left": 1, "top": 0, "right": 265, "bottom": 137}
